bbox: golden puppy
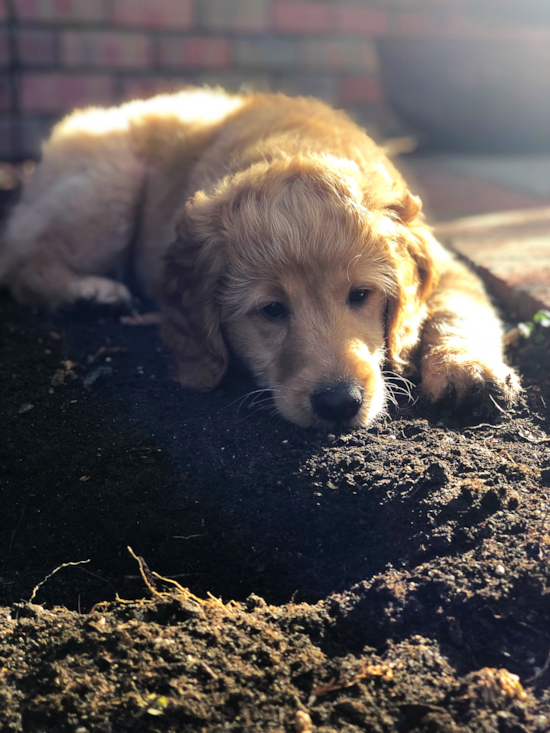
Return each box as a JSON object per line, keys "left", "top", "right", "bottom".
{"left": 0, "top": 87, "right": 520, "bottom": 427}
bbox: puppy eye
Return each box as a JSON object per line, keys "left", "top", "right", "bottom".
{"left": 348, "top": 288, "right": 370, "bottom": 307}
{"left": 259, "top": 302, "right": 286, "bottom": 321}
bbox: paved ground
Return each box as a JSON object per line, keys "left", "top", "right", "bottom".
{"left": 404, "top": 155, "right": 550, "bottom": 222}
{"left": 405, "top": 155, "right": 550, "bottom": 319}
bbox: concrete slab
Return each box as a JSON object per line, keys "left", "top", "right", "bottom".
{"left": 416, "top": 155, "right": 550, "bottom": 199}
{"left": 402, "top": 156, "right": 550, "bottom": 222}
{"left": 401, "top": 156, "right": 550, "bottom": 320}
{"left": 434, "top": 208, "right": 550, "bottom": 320}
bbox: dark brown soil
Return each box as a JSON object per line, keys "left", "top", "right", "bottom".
{"left": 1, "top": 286, "right": 550, "bottom": 732}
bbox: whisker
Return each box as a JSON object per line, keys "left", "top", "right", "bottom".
{"left": 247, "top": 396, "right": 278, "bottom": 412}
{"left": 386, "top": 385, "right": 414, "bottom": 398}
{"left": 382, "top": 370, "right": 416, "bottom": 389}
{"left": 386, "top": 383, "right": 416, "bottom": 397}
{"left": 385, "top": 389, "right": 398, "bottom": 408}
{"left": 224, "top": 388, "right": 270, "bottom": 410}
{"left": 385, "top": 388, "right": 418, "bottom": 408}
{"left": 223, "top": 387, "right": 281, "bottom": 419}
{"left": 227, "top": 387, "right": 283, "bottom": 421}
{"left": 249, "top": 394, "right": 276, "bottom": 406}
{"left": 383, "top": 371, "right": 416, "bottom": 404}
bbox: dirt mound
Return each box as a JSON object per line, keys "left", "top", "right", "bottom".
{"left": 1, "top": 292, "right": 549, "bottom": 731}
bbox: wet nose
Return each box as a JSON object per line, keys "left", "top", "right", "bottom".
{"left": 310, "top": 382, "right": 363, "bottom": 423}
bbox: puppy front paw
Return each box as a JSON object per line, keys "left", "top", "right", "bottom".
{"left": 67, "top": 276, "right": 133, "bottom": 308}
{"left": 421, "top": 348, "right": 522, "bottom": 412}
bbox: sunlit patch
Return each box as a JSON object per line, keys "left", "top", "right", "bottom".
{"left": 373, "top": 162, "right": 393, "bottom": 185}
{"left": 56, "top": 88, "right": 244, "bottom": 137}
{"left": 346, "top": 338, "right": 373, "bottom": 365}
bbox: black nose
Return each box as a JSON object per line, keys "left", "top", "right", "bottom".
{"left": 310, "top": 382, "right": 363, "bottom": 422}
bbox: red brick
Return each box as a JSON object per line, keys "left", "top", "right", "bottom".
{"left": 121, "top": 76, "right": 186, "bottom": 101}
{"left": 0, "top": 117, "right": 14, "bottom": 157}
{"left": 16, "top": 0, "right": 107, "bottom": 22}
{"left": 271, "top": 2, "right": 331, "bottom": 34}
{"left": 338, "top": 76, "right": 382, "bottom": 105}
{"left": 196, "top": 0, "right": 268, "bottom": 33}
{"left": 159, "top": 36, "right": 231, "bottom": 69}
{"left": 0, "top": 73, "right": 11, "bottom": 111}
{"left": 197, "top": 69, "right": 272, "bottom": 92}
{"left": 0, "top": 29, "right": 7, "bottom": 67}
{"left": 18, "top": 30, "right": 57, "bottom": 65}
{"left": 21, "top": 73, "right": 115, "bottom": 112}
{"left": 61, "top": 31, "right": 152, "bottom": 69}
{"left": 0, "top": 29, "right": 57, "bottom": 67}
{"left": 335, "top": 6, "right": 387, "bottom": 36}
{"left": 300, "top": 38, "right": 378, "bottom": 73}
{"left": 111, "top": 0, "right": 194, "bottom": 30}
{"left": 440, "top": 17, "right": 550, "bottom": 42}
{"left": 278, "top": 73, "right": 336, "bottom": 103}
{"left": 235, "top": 37, "right": 298, "bottom": 69}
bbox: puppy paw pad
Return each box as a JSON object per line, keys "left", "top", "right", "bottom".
{"left": 421, "top": 354, "right": 521, "bottom": 410}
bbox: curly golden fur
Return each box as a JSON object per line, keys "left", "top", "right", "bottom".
{"left": 0, "top": 87, "right": 521, "bottom": 427}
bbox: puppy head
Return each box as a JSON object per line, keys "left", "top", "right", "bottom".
{"left": 162, "top": 155, "right": 438, "bottom": 427}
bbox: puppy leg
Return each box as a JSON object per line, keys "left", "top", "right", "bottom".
{"left": 420, "top": 259, "right": 521, "bottom": 409}
{"left": 10, "top": 258, "right": 134, "bottom": 310}
{"left": 0, "top": 134, "right": 145, "bottom": 310}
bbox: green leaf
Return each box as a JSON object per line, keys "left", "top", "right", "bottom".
{"left": 518, "top": 321, "right": 534, "bottom": 339}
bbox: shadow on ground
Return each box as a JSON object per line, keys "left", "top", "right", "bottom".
{"left": 1, "top": 292, "right": 550, "bottom": 732}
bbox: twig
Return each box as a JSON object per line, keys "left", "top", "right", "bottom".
{"left": 516, "top": 426, "right": 550, "bottom": 443}
{"left": 124, "top": 548, "right": 220, "bottom": 609}
{"left": 6, "top": 500, "right": 28, "bottom": 556}
{"left": 488, "top": 393, "right": 508, "bottom": 415}
{"left": 312, "top": 664, "right": 394, "bottom": 696}
{"left": 120, "top": 311, "right": 163, "bottom": 326}
{"left": 466, "top": 423, "right": 506, "bottom": 431}
{"left": 29, "top": 559, "right": 90, "bottom": 603}
{"left": 127, "top": 546, "right": 162, "bottom": 598}
{"left": 151, "top": 571, "right": 206, "bottom": 605}
{"left": 526, "top": 649, "right": 550, "bottom": 684}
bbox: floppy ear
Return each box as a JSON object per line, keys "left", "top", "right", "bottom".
{"left": 159, "top": 194, "right": 228, "bottom": 392}
{"left": 384, "top": 190, "right": 441, "bottom": 372}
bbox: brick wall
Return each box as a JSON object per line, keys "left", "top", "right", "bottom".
{"left": 1, "top": 0, "right": 549, "bottom": 158}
